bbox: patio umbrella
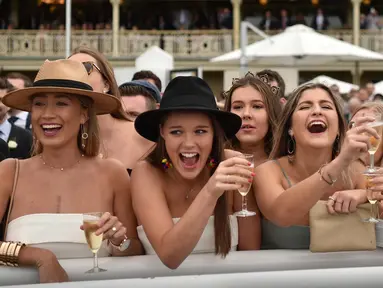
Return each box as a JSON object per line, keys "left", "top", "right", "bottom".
{"left": 210, "top": 25, "right": 383, "bottom": 66}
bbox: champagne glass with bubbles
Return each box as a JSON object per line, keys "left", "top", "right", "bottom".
{"left": 362, "top": 168, "right": 381, "bottom": 223}
{"left": 234, "top": 154, "right": 257, "bottom": 217}
{"left": 83, "top": 212, "right": 107, "bottom": 273}
{"left": 365, "top": 111, "right": 383, "bottom": 173}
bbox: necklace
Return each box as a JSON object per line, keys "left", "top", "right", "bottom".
{"left": 186, "top": 188, "right": 193, "bottom": 200}
{"left": 40, "top": 154, "right": 84, "bottom": 171}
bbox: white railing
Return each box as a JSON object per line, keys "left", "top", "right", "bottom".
{"left": 0, "top": 30, "right": 383, "bottom": 59}
{"left": 1, "top": 250, "right": 383, "bottom": 286}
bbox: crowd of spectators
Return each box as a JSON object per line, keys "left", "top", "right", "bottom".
{"left": 0, "top": 4, "right": 382, "bottom": 32}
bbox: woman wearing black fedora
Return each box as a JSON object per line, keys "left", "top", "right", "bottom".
{"left": 0, "top": 59, "right": 143, "bottom": 283}
{"left": 131, "top": 76, "right": 255, "bottom": 269}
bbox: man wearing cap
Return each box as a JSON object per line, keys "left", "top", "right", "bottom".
{"left": 118, "top": 80, "right": 161, "bottom": 121}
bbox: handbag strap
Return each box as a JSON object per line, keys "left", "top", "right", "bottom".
{"left": 3, "top": 159, "right": 19, "bottom": 240}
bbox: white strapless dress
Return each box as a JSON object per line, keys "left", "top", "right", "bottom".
{"left": 137, "top": 215, "right": 239, "bottom": 255}
{"left": 5, "top": 214, "right": 109, "bottom": 259}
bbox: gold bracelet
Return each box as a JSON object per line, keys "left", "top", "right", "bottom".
{"left": 0, "top": 242, "right": 8, "bottom": 265}
{"left": 0, "top": 242, "right": 26, "bottom": 267}
{"left": 13, "top": 243, "right": 25, "bottom": 267}
{"left": 6, "top": 243, "right": 17, "bottom": 267}
{"left": 0, "top": 242, "right": 10, "bottom": 265}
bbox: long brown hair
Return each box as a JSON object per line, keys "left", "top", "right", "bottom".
{"left": 70, "top": 46, "right": 131, "bottom": 121}
{"left": 146, "top": 112, "right": 231, "bottom": 257}
{"left": 270, "top": 83, "right": 346, "bottom": 160}
{"left": 223, "top": 73, "right": 281, "bottom": 156}
{"left": 32, "top": 94, "right": 100, "bottom": 157}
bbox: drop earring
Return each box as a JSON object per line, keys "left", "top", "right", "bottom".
{"left": 81, "top": 124, "right": 89, "bottom": 149}
{"left": 207, "top": 157, "right": 217, "bottom": 168}
{"left": 161, "top": 158, "right": 173, "bottom": 170}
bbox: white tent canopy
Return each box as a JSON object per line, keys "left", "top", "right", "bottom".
{"left": 210, "top": 25, "right": 383, "bottom": 66}
{"left": 307, "top": 75, "right": 359, "bottom": 94}
{"left": 135, "top": 46, "right": 174, "bottom": 92}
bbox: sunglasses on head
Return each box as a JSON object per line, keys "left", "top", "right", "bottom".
{"left": 82, "top": 61, "right": 103, "bottom": 77}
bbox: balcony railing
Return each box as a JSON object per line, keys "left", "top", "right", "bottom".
{"left": 0, "top": 29, "right": 383, "bottom": 60}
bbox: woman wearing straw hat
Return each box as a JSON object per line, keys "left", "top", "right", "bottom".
{"left": 0, "top": 59, "right": 143, "bottom": 283}
{"left": 131, "top": 76, "right": 256, "bottom": 269}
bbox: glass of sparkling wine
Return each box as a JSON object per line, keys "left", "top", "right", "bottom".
{"left": 83, "top": 212, "right": 107, "bottom": 273}
{"left": 234, "top": 154, "right": 256, "bottom": 217}
{"left": 365, "top": 112, "right": 383, "bottom": 173}
{"left": 362, "top": 169, "right": 381, "bottom": 223}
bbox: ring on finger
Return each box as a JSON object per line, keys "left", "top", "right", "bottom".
{"left": 328, "top": 196, "right": 336, "bottom": 202}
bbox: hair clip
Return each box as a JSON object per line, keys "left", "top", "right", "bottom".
{"left": 258, "top": 73, "right": 270, "bottom": 85}
{"left": 270, "top": 85, "right": 280, "bottom": 95}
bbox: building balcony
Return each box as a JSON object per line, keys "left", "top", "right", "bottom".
{"left": 0, "top": 29, "right": 382, "bottom": 61}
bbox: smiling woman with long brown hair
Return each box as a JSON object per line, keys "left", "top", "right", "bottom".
{"left": 131, "top": 76, "right": 256, "bottom": 269}
{"left": 223, "top": 72, "right": 282, "bottom": 250}
{"left": 254, "top": 83, "right": 378, "bottom": 249}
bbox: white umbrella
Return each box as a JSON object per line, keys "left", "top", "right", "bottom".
{"left": 308, "top": 75, "right": 359, "bottom": 94}
{"left": 210, "top": 25, "right": 383, "bottom": 66}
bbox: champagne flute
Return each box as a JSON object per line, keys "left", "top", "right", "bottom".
{"left": 362, "top": 169, "right": 381, "bottom": 223}
{"left": 365, "top": 112, "right": 383, "bottom": 173}
{"left": 234, "top": 154, "right": 256, "bottom": 217}
{"left": 83, "top": 212, "right": 107, "bottom": 273}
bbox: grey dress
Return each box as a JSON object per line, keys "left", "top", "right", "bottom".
{"left": 260, "top": 160, "right": 310, "bottom": 250}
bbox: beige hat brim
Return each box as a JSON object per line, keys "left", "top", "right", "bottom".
{"left": 2, "top": 86, "right": 121, "bottom": 115}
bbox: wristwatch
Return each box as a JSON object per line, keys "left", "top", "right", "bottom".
{"left": 109, "top": 236, "right": 131, "bottom": 252}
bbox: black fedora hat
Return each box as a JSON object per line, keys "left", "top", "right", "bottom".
{"left": 135, "top": 76, "right": 241, "bottom": 142}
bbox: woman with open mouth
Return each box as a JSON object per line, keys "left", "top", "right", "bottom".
{"left": 223, "top": 72, "right": 282, "bottom": 250}
{"left": 131, "top": 76, "right": 255, "bottom": 269}
{"left": 253, "top": 83, "right": 379, "bottom": 249}
{"left": 0, "top": 59, "right": 143, "bottom": 283}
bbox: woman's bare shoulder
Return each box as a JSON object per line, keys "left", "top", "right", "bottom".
{"left": 0, "top": 159, "right": 20, "bottom": 194}
{"left": 254, "top": 158, "right": 280, "bottom": 172}
{"left": 132, "top": 160, "right": 162, "bottom": 179}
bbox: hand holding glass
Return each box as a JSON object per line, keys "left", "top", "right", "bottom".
{"left": 83, "top": 212, "right": 107, "bottom": 273}
{"left": 365, "top": 112, "right": 383, "bottom": 172}
{"left": 234, "top": 154, "right": 256, "bottom": 217}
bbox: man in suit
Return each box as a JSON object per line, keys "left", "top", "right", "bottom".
{"left": 0, "top": 77, "right": 32, "bottom": 159}
{"left": 6, "top": 72, "right": 32, "bottom": 131}
{"left": 259, "top": 10, "right": 279, "bottom": 31}
{"left": 0, "top": 138, "right": 9, "bottom": 162}
{"left": 311, "top": 8, "right": 329, "bottom": 31}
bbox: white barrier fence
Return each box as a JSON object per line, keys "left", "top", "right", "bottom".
{"left": 1, "top": 250, "right": 383, "bottom": 286}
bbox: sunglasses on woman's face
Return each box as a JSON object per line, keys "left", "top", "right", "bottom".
{"left": 82, "top": 61, "right": 103, "bottom": 77}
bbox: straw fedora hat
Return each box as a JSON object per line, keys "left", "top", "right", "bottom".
{"left": 135, "top": 76, "right": 242, "bottom": 142}
{"left": 2, "top": 59, "right": 121, "bottom": 115}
